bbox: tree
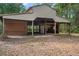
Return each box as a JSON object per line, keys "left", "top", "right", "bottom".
{"left": 0, "top": 3, "right": 25, "bottom": 14}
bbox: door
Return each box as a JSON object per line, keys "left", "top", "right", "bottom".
{"left": 5, "top": 19, "right": 27, "bottom": 35}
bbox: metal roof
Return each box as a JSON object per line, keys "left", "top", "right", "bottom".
{"left": 3, "top": 5, "right": 70, "bottom": 23}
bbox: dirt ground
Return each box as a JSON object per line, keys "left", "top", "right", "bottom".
{"left": 0, "top": 34, "right": 79, "bottom": 56}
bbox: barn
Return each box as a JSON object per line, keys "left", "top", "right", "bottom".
{"left": 0, "top": 5, "right": 70, "bottom": 36}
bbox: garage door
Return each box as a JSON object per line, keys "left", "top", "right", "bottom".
{"left": 5, "top": 19, "right": 27, "bottom": 35}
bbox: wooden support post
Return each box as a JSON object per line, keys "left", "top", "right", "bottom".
{"left": 64, "top": 23, "right": 65, "bottom": 33}
{"left": 39, "top": 25, "right": 41, "bottom": 34}
{"left": 0, "top": 17, "right": 6, "bottom": 39}
{"left": 1, "top": 17, "right": 5, "bottom": 37}
{"left": 3, "top": 18, "right": 5, "bottom": 36}
{"left": 44, "top": 24, "right": 45, "bottom": 35}
{"left": 54, "top": 22, "right": 56, "bottom": 34}
{"left": 58, "top": 23, "right": 60, "bottom": 34}
{"left": 69, "top": 23, "right": 71, "bottom": 35}
{"left": 25, "top": 21, "right": 28, "bottom": 35}
{"left": 44, "top": 20, "right": 46, "bottom": 35}
{"left": 44, "top": 23, "right": 47, "bottom": 35}
{"left": 32, "top": 21, "right": 34, "bottom": 36}
{"left": 62, "top": 23, "right": 65, "bottom": 34}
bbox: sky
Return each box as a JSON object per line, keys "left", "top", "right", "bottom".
{"left": 23, "top": 3, "right": 33, "bottom": 9}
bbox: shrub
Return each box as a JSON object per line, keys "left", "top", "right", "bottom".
{"left": 71, "top": 25, "right": 79, "bottom": 33}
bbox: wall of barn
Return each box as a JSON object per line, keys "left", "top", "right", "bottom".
{"left": 4, "top": 19, "right": 27, "bottom": 36}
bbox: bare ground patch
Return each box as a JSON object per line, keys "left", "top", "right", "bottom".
{"left": 0, "top": 35, "right": 79, "bottom": 56}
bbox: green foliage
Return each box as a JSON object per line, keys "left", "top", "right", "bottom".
{"left": 0, "top": 3, "right": 26, "bottom": 35}
{"left": 0, "top": 3, "right": 26, "bottom": 14}
{"left": 71, "top": 25, "right": 79, "bottom": 33}
{"left": 43, "top": 3, "right": 79, "bottom": 33}
{"left": 59, "top": 24, "right": 68, "bottom": 33}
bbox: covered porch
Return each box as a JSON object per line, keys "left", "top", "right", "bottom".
{"left": 27, "top": 17, "right": 70, "bottom": 36}
{"left": 0, "top": 16, "right": 70, "bottom": 37}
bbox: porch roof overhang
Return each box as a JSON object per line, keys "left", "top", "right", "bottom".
{"left": 3, "top": 13, "right": 70, "bottom": 23}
